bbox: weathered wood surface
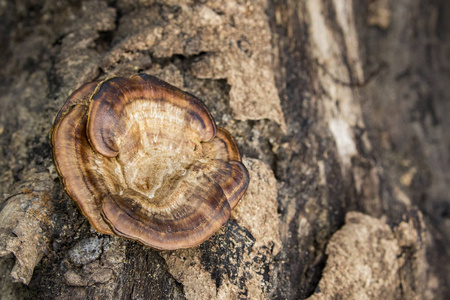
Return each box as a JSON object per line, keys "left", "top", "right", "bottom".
{"left": 0, "top": 0, "right": 448, "bottom": 299}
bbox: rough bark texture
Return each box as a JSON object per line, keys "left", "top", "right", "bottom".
{"left": 0, "top": 0, "right": 449, "bottom": 299}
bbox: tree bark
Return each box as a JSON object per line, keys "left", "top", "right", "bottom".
{"left": 0, "top": 0, "right": 448, "bottom": 299}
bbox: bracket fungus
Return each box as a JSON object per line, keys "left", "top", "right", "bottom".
{"left": 51, "top": 74, "right": 249, "bottom": 250}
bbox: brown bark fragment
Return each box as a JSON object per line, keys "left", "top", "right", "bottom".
{"left": 0, "top": 171, "right": 55, "bottom": 285}
{"left": 309, "top": 211, "right": 427, "bottom": 300}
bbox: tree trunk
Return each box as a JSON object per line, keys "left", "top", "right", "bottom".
{"left": 0, "top": 0, "right": 448, "bottom": 299}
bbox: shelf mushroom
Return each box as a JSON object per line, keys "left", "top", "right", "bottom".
{"left": 51, "top": 74, "right": 249, "bottom": 250}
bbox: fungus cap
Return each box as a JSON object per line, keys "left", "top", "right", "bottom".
{"left": 51, "top": 74, "right": 249, "bottom": 250}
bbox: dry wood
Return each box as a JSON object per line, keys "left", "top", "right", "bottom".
{"left": 0, "top": 0, "right": 449, "bottom": 299}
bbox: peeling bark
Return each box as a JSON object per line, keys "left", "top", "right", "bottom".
{"left": 0, "top": 0, "right": 449, "bottom": 299}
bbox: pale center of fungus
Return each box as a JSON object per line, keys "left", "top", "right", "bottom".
{"left": 97, "top": 100, "right": 207, "bottom": 209}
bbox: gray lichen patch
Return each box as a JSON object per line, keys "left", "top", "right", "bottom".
{"left": 68, "top": 237, "right": 103, "bottom": 267}
{"left": 63, "top": 237, "right": 125, "bottom": 289}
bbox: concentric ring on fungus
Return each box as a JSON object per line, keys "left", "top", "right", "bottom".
{"left": 51, "top": 74, "right": 249, "bottom": 250}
